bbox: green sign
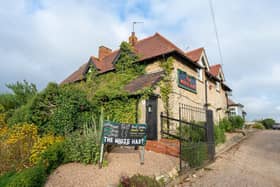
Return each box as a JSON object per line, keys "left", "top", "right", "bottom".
{"left": 177, "top": 69, "right": 197, "bottom": 93}
{"left": 102, "top": 121, "right": 147, "bottom": 146}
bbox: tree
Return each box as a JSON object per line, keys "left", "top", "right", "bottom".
{"left": 0, "top": 80, "right": 37, "bottom": 111}
{"left": 261, "top": 118, "right": 275, "bottom": 129}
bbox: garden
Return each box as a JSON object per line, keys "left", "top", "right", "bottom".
{"left": 0, "top": 42, "right": 163, "bottom": 186}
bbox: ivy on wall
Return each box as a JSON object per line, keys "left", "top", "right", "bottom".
{"left": 80, "top": 42, "right": 150, "bottom": 123}
{"left": 159, "top": 57, "right": 174, "bottom": 116}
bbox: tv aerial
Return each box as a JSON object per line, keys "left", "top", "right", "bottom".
{"left": 132, "top": 21, "right": 144, "bottom": 32}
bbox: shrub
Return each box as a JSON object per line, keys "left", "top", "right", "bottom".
{"left": 181, "top": 142, "right": 207, "bottom": 168}
{"left": 63, "top": 131, "right": 100, "bottom": 164}
{"left": 260, "top": 118, "right": 275, "bottom": 129}
{"left": 0, "top": 171, "right": 16, "bottom": 187}
{"left": 0, "top": 123, "right": 38, "bottom": 174}
{"left": 180, "top": 122, "right": 206, "bottom": 142}
{"left": 252, "top": 123, "right": 265, "bottom": 130}
{"left": 214, "top": 125, "right": 226, "bottom": 145}
{"left": 229, "top": 116, "right": 244, "bottom": 129}
{"left": 119, "top": 174, "right": 163, "bottom": 187}
{"left": 6, "top": 165, "right": 46, "bottom": 187}
{"left": 39, "top": 141, "right": 65, "bottom": 175}
{"left": 218, "top": 118, "right": 233, "bottom": 132}
{"left": 30, "top": 135, "right": 63, "bottom": 165}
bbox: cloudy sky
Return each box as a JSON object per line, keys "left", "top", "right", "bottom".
{"left": 0, "top": 0, "right": 279, "bottom": 121}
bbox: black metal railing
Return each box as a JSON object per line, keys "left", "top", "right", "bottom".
{"left": 160, "top": 104, "right": 215, "bottom": 171}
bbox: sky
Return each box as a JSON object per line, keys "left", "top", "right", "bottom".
{"left": 0, "top": 0, "right": 279, "bottom": 121}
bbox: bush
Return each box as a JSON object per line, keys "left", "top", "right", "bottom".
{"left": 181, "top": 142, "right": 207, "bottom": 168}
{"left": 218, "top": 118, "right": 233, "bottom": 132}
{"left": 260, "top": 118, "right": 275, "bottom": 129}
{"left": 119, "top": 174, "right": 163, "bottom": 187}
{"left": 6, "top": 165, "right": 46, "bottom": 187}
{"left": 180, "top": 122, "right": 206, "bottom": 142}
{"left": 0, "top": 171, "right": 16, "bottom": 187}
{"left": 214, "top": 125, "right": 226, "bottom": 145}
{"left": 252, "top": 123, "right": 265, "bottom": 130}
{"left": 0, "top": 123, "right": 38, "bottom": 174}
{"left": 63, "top": 132, "right": 100, "bottom": 164}
{"left": 229, "top": 116, "right": 244, "bottom": 129}
{"left": 39, "top": 141, "right": 65, "bottom": 175}
{"left": 30, "top": 135, "right": 63, "bottom": 165}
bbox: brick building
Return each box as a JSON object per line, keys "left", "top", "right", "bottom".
{"left": 62, "top": 32, "right": 233, "bottom": 141}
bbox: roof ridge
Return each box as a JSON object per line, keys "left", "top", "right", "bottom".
{"left": 185, "top": 47, "right": 204, "bottom": 54}
{"left": 154, "top": 32, "right": 183, "bottom": 52}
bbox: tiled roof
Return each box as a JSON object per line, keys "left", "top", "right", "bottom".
{"left": 61, "top": 63, "right": 89, "bottom": 84}
{"left": 209, "top": 64, "right": 221, "bottom": 77}
{"left": 185, "top": 47, "right": 204, "bottom": 62}
{"left": 228, "top": 98, "right": 243, "bottom": 107}
{"left": 62, "top": 32, "right": 198, "bottom": 84}
{"left": 124, "top": 71, "right": 164, "bottom": 93}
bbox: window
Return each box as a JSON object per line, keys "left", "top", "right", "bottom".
{"left": 216, "top": 81, "right": 220, "bottom": 91}
{"left": 197, "top": 68, "right": 203, "bottom": 81}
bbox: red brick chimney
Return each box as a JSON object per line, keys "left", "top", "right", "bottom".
{"left": 129, "top": 32, "right": 138, "bottom": 46}
{"left": 98, "top": 46, "right": 112, "bottom": 60}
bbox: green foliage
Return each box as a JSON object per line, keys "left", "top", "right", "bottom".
{"left": 181, "top": 142, "right": 207, "bottom": 168}
{"left": 7, "top": 83, "right": 93, "bottom": 135}
{"left": 83, "top": 41, "right": 148, "bottom": 123}
{"left": 218, "top": 118, "right": 233, "bottom": 132}
{"left": 5, "top": 80, "right": 37, "bottom": 108}
{"left": 0, "top": 171, "right": 16, "bottom": 187}
{"left": 115, "top": 42, "right": 143, "bottom": 74}
{"left": 180, "top": 123, "right": 206, "bottom": 142}
{"left": 102, "top": 98, "right": 137, "bottom": 123}
{"left": 39, "top": 141, "right": 65, "bottom": 175}
{"left": 260, "top": 118, "right": 275, "bottom": 129}
{"left": 252, "top": 122, "right": 265, "bottom": 130}
{"left": 63, "top": 114, "right": 102, "bottom": 164}
{"left": 5, "top": 165, "right": 46, "bottom": 187}
{"left": 159, "top": 57, "right": 174, "bottom": 115}
{"left": 119, "top": 174, "right": 163, "bottom": 187}
{"left": 0, "top": 94, "right": 18, "bottom": 112}
{"left": 214, "top": 125, "right": 226, "bottom": 145}
{"left": 63, "top": 131, "right": 100, "bottom": 164}
{"left": 228, "top": 116, "right": 244, "bottom": 129}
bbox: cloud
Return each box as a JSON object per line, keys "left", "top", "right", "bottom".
{"left": 0, "top": 0, "right": 279, "bottom": 121}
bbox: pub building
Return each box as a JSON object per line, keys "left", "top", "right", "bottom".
{"left": 62, "top": 32, "right": 233, "bottom": 149}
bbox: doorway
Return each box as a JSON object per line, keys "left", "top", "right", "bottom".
{"left": 146, "top": 96, "right": 158, "bottom": 140}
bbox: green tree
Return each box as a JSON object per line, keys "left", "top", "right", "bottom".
{"left": 261, "top": 118, "right": 275, "bottom": 129}
{"left": 6, "top": 80, "right": 37, "bottom": 108}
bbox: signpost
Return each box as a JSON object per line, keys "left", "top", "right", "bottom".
{"left": 99, "top": 121, "right": 147, "bottom": 168}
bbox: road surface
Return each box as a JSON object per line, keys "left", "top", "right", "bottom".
{"left": 181, "top": 130, "right": 280, "bottom": 187}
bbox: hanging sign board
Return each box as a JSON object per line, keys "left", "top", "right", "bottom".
{"left": 102, "top": 121, "right": 147, "bottom": 146}
{"left": 177, "top": 69, "right": 197, "bottom": 93}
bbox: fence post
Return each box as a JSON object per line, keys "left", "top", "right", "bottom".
{"left": 179, "top": 106, "right": 182, "bottom": 171}
{"left": 205, "top": 109, "right": 215, "bottom": 161}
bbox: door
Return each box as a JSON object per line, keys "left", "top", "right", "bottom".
{"left": 146, "top": 96, "right": 158, "bottom": 140}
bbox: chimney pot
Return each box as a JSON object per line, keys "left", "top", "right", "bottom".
{"left": 98, "top": 46, "right": 112, "bottom": 60}
{"left": 129, "top": 32, "right": 138, "bottom": 46}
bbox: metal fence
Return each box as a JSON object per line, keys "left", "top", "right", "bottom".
{"left": 160, "top": 104, "right": 215, "bottom": 171}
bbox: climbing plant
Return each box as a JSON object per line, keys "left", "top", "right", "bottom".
{"left": 83, "top": 41, "right": 149, "bottom": 123}
{"left": 159, "top": 57, "right": 174, "bottom": 116}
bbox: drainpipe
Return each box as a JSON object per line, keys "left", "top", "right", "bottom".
{"left": 205, "top": 79, "right": 208, "bottom": 110}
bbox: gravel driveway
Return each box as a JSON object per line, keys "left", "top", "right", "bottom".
{"left": 45, "top": 147, "right": 178, "bottom": 187}
{"left": 181, "top": 130, "right": 280, "bottom": 187}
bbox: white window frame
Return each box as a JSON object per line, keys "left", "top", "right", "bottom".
{"left": 216, "top": 81, "right": 220, "bottom": 91}
{"left": 197, "top": 68, "right": 203, "bottom": 81}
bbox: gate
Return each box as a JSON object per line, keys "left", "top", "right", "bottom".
{"left": 160, "top": 103, "right": 215, "bottom": 171}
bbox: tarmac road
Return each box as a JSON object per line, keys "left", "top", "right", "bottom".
{"left": 181, "top": 130, "right": 280, "bottom": 187}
